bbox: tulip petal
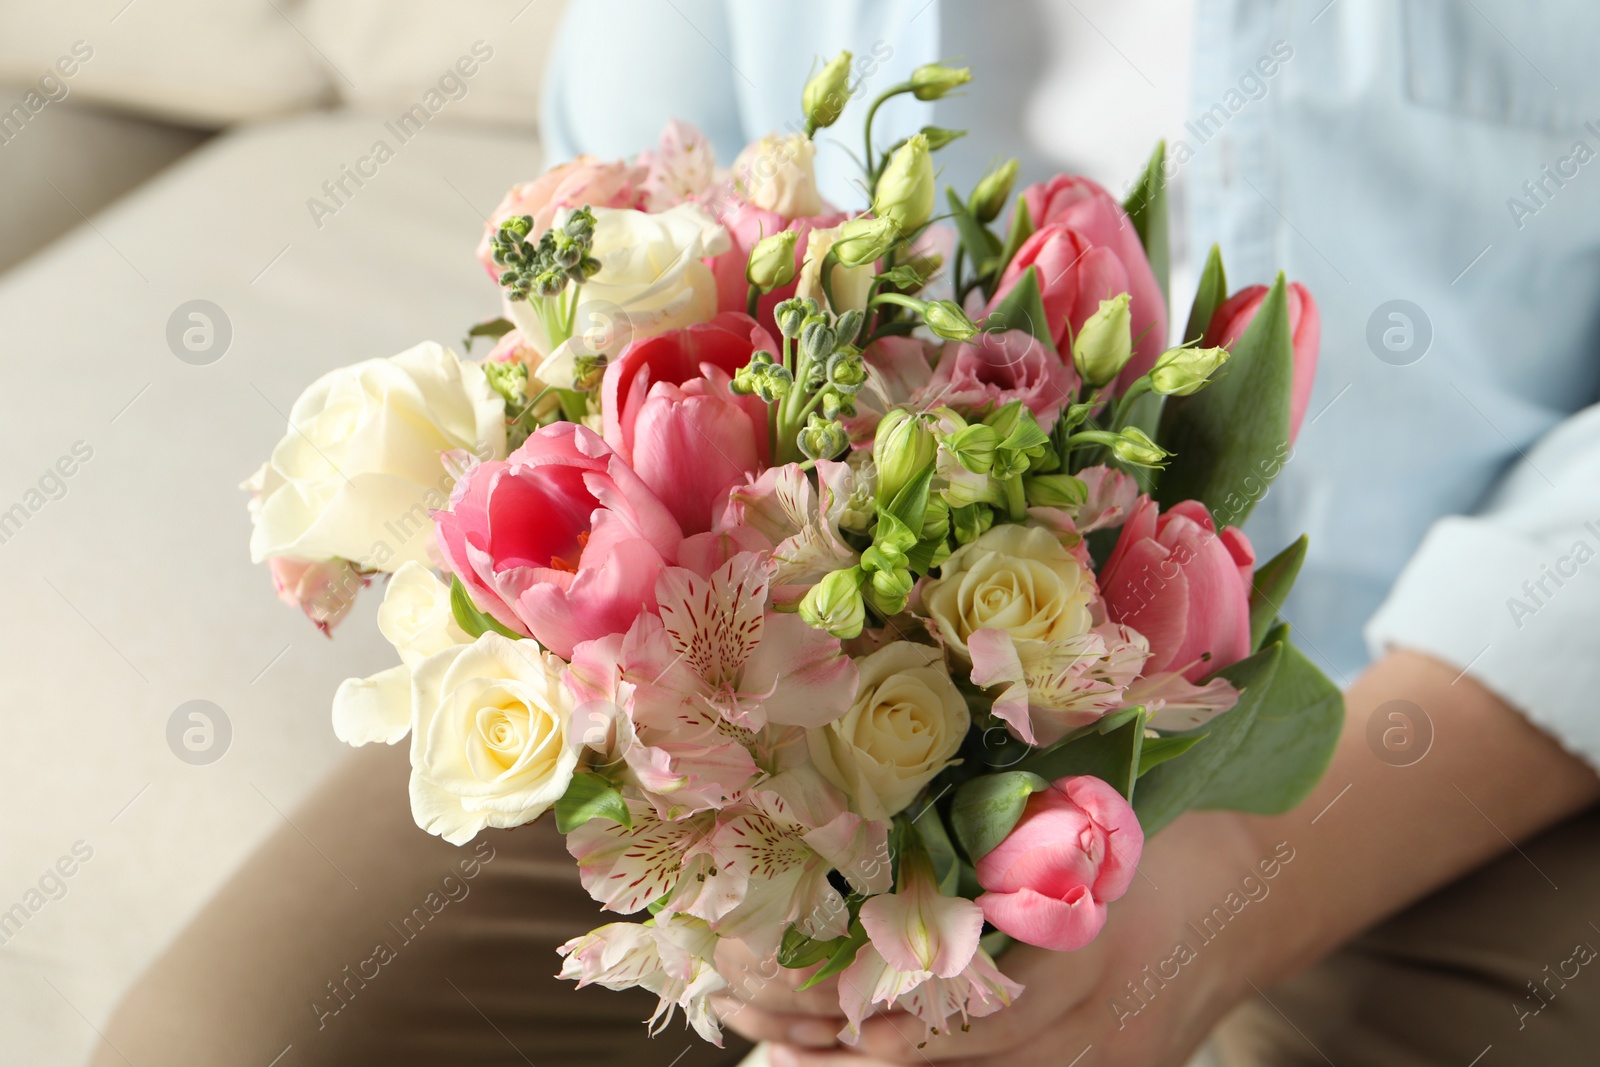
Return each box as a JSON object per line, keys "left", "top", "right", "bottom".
{"left": 978, "top": 885, "right": 1107, "bottom": 952}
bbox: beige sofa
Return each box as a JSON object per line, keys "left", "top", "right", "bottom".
{"left": 0, "top": 3, "right": 565, "bottom": 1064}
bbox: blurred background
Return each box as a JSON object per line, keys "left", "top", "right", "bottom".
{"left": 0, "top": 2, "right": 1192, "bottom": 1063}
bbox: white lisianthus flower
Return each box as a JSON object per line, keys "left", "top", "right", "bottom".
{"left": 732, "top": 132, "right": 825, "bottom": 219}
{"left": 408, "top": 632, "right": 580, "bottom": 845}
{"left": 807, "top": 642, "right": 970, "bottom": 820}
{"left": 920, "top": 524, "right": 1096, "bottom": 660}
{"left": 245, "top": 341, "right": 505, "bottom": 573}
{"left": 795, "top": 222, "right": 876, "bottom": 314}
{"left": 508, "top": 203, "right": 730, "bottom": 389}
{"left": 331, "top": 562, "right": 470, "bottom": 746}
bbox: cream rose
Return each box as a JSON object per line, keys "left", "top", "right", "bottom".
{"left": 806, "top": 642, "right": 969, "bottom": 820}
{"left": 921, "top": 525, "right": 1096, "bottom": 658}
{"left": 733, "top": 132, "right": 825, "bottom": 219}
{"left": 795, "top": 222, "right": 876, "bottom": 314}
{"left": 508, "top": 203, "right": 731, "bottom": 388}
{"left": 246, "top": 341, "right": 505, "bottom": 573}
{"left": 408, "top": 632, "right": 580, "bottom": 845}
{"left": 331, "top": 563, "right": 470, "bottom": 746}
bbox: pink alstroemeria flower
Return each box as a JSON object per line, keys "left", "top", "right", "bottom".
{"left": 975, "top": 775, "right": 1143, "bottom": 953}
{"left": 838, "top": 854, "right": 1023, "bottom": 1044}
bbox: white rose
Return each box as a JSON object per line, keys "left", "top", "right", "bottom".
{"left": 408, "top": 632, "right": 580, "bottom": 844}
{"left": 733, "top": 133, "right": 825, "bottom": 218}
{"left": 331, "top": 563, "right": 470, "bottom": 746}
{"left": 921, "top": 524, "right": 1096, "bottom": 658}
{"left": 806, "top": 642, "right": 969, "bottom": 820}
{"left": 795, "top": 222, "right": 875, "bottom": 314}
{"left": 246, "top": 341, "right": 505, "bottom": 572}
{"left": 507, "top": 203, "right": 731, "bottom": 389}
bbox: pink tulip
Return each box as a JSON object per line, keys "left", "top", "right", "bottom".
{"left": 1098, "top": 497, "right": 1255, "bottom": 683}
{"left": 988, "top": 223, "right": 1167, "bottom": 389}
{"left": 706, "top": 198, "right": 845, "bottom": 340}
{"left": 918, "top": 328, "right": 1078, "bottom": 425}
{"left": 1002, "top": 174, "right": 1168, "bottom": 384}
{"left": 432, "top": 423, "right": 684, "bottom": 659}
{"left": 601, "top": 314, "right": 774, "bottom": 535}
{"left": 475, "top": 156, "right": 647, "bottom": 278}
{"left": 976, "top": 775, "right": 1143, "bottom": 952}
{"left": 1203, "top": 282, "right": 1321, "bottom": 441}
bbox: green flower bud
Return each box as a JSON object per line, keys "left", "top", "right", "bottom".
{"left": 951, "top": 503, "right": 995, "bottom": 545}
{"left": 1071, "top": 292, "right": 1134, "bottom": 389}
{"left": 482, "top": 358, "right": 529, "bottom": 408}
{"left": 1148, "top": 345, "right": 1231, "bottom": 397}
{"left": 775, "top": 298, "right": 811, "bottom": 339}
{"left": 798, "top": 413, "right": 850, "bottom": 461}
{"left": 920, "top": 497, "right": 951, "bottom": 542}
{"left": 804, "top": 52, "right": 854, "bottom": 132}
{"left": 801, "top": 319, "right": 837, "bottom": 366}
{"left": 798, "top": 567, "right": 866, "bottom": 638}
{"left": 746, "top": 229, "right": 799, "bottom": 292}
{"left": 916, "top": 125, "right": 967, "bottom": 151}
{"left": 909, "top": 63, "right": 972, "bottom": 101}
{"left": 821, "top": 390, "right": 856, "bottom": 421}
{"left": 872, "top": 134, "right": 935, "bottom": 234}
{"left": 835, "top": 308, "right": 866, "bottom": 344}
{"left": 865, "top": 565, "right": 914, "bottom": 617}
{"left": 826, "top": 350, "right": 868, "bottom": 394}
{"left": 752, "top": 363, "right": 794, "bottom": 403}
{"left": 1024, "top": 473, "right": 1089, "bottom": 509}
{"left": 970, "top": 158, "right": 1018, "bottom": 224}
{"left": 873, "top": 409, "right": 937, "bottom": 505}
{"left": 942, "top": 423, "right": 1001, "bottom": 475}
{"left": 923, "top": 299, "right": 979, "bottom": 342}
{"left": 1110, "top": 426, "right": 1168, "bottom": 468}
{"left": 833, "top": 215, "right": 899, "bottom": 268}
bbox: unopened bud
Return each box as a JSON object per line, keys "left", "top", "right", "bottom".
{"left": 865, "top": 566, "right": 914, "bottom": 616}
{"left": 1024, "top": 473, "right": 1089, "bottom": 509}
{"left": 801, "top": 320, "right": 837, "bottom": 365}
{"left": 970, "top": 159, "right": 1018, "bottom": 224}
{"left": 873, "top": 409, "right": 937, "bottom": 505}
{"left": 799, "top": 567, "right": 866, "bottom": 638}
{"left": 1110, "top": 427, "right": 1168, "bottom": 468}
{"left": 872, "top": 134, "right": 935, "bottom": 234}
{"left": 909, "top": 63, "right": 972, "bottom": 101}
{"left": 775, "top": 298, "right": 811, "bottom": 339}
{"left": 951, "top": 503, "right": 995, "bottom": 545}
{"left": 798, "top": 413, "right": 849, "bottom": 461}
{"left": 1071, "top": 292, "right": 1133, "bottom": 388}
{"left": 942, "top": 423, "right": 1001, "bottom": 475}
{"left": 833, "top": 215, "right": 899, "bottom": 268}
{"left": 826, "top": 350, "right": 868, "bottom": 394}
{"left": 747, "top": 230, "right": 799, "bottom": 292}
{"left": 917, "top": 125, "right": 967, "bottom": 151}
{"left": 923, "top": 300, "right": 979, "bottom": 342}
{"left": 803, "top": 51, "right": 854, "bottom": 132}
{"left": 1148, "top": 345, "right": 1230, "bottom": 397}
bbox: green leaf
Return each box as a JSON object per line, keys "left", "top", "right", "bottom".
{"left": 1016, "top": 709, "right": 1147, "bottom": 801}
{"left": 450, "top": 575, "right": 524, "bottom": 640}
{"left": 1132, "top": 644, "right": 1282, "bottom": 834}
{"left": 1122, "top": 140, "right": 1170, "bottom": 312}
{"left": 1261, "top": 619, "right": 1291, "bottom": 650}
{"left": 1192, "top": 642, "right": 1344, "bottom": 814}
{"left": 995, "top": 197, "right": 1034, "bottom": 284}
{"left": 949, "top": 771, "right": 1049, "bottom": 862}
{"left": 946, "top": 187, "right": 1003, "bottom": 279}
{"left": 911, "top": 803, "right": 963, "bottom": 895}
{"left": 779, "top": 924, "right": 849, "bottom": 970}
{"left": 1183, "top": 244, "right": 1228, "bottom": 344}
{"left": 554, "top": 772, "right": 631, "bottom": 834}
{"left": 463, "top": 316, "right": 515, "bottom": 352}
{"left": 983, "top": 265, "right": 1057, "bottom": 354}
{"left": 1154, "top": 273, "right": 1294, "bottom": 528}
{"left": 1138, "top": 733, "right": 1206, "bottom": 777}
{"left": 798, "top": 921, "right": 871, "bottom": 990}
{"left": 883, "top": 467, "right": 933, "bottom": 535}
{"left": 1249, "top": 535, "right": 1308, "bottom": 651}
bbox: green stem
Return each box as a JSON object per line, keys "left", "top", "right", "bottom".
{"left": 861, "top": 82, "right": 912, "bottom": 188}
{"left": 1108, "top": 378, "right": 1153, "bottom": 432}
{"left": 1003, "top": 475, "right": 1027, "bottom": 522}
{"left": 868, "top": 291, "right": 927, "bottom": 315}
{"left": 556, "top": 388, "right": 588, "bottom": 424}
{"left": 746, "top": 283, "right": 762, "bottom": 320}
{"left": 820, "top": 247, "right": 840, "bottom": 312}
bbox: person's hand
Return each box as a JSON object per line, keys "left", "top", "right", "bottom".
{"left": 712, "top": 809, "right": 1264, "bottom": 1066}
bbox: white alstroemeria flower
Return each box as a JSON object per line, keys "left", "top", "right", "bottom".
{"left": 558, "top": 913, "right": 727, "bottom": 1046}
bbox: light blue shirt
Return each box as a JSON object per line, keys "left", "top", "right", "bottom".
{"left": 544, "top": 1, "right": 1600, "bottom": 765}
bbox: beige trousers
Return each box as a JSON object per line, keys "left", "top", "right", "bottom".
{"left": 95, "top": 743, "right": 1600, "bottom": 1065}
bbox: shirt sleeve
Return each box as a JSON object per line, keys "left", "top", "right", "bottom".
{"left": 1365, "top": 402, "right": 1600, "bottom": 768}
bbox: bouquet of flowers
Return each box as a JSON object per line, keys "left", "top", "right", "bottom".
{"left": 244, "top": 55, "right": 1341, "bottom": 1047}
